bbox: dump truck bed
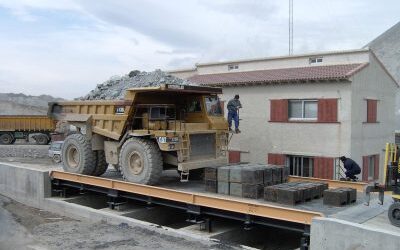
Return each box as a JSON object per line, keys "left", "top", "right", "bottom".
{"left": 0, "top": 115, "right": 55, "bottom": 132}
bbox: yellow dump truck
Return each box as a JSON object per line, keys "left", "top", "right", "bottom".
{"left": 48, "top": 84, "right": 229, "bottom": 185}
{"left": 0, "top": 115, "right": 56, "bottom": 145}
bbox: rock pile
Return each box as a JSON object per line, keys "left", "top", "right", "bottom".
{"left": 79, "top": 69, "right": 196, "bottom": 100}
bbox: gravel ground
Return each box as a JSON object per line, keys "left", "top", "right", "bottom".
{"left": 0, "top": 195, "right": 232, "bottom": 250}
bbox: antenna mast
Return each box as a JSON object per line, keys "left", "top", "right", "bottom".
{"left": 289, "top": 0, "right": 293, "bottom": 55}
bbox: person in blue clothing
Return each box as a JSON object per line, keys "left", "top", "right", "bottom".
{"left": 340, "top": 156, "right": 361, "bottom": 181}
{"left": 227, "top": 95, "right": 242, "bottom": 133}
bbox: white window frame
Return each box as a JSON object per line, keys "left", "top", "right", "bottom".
{"left": 309, "top": 57, "right": 323, "bottom": 64}
{"left": 288, "top": 99, "right": 318, "bottom": 121}
{"left": 286, "top": 155, "right": 314, "bottom": 177}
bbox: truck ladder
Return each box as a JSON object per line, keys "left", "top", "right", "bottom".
{"left": 179, "top": 132, "right": 191, "bottom": 182}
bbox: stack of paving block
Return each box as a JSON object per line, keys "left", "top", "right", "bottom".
{"left": 264, "top": 182, "right": 329, "bottom": 205}
{"left": 204, "top": 164, "right": 290, "bottom": 199}
{"left": 323, "top": 187, "right": 357, "bottom": 206}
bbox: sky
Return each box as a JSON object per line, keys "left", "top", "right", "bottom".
{"left": 0, "top": 0, "right": 399, "bottom": 99}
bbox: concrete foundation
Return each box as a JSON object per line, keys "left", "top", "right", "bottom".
{"left": 311, "top": 217, "right": 400, "bottom": 250}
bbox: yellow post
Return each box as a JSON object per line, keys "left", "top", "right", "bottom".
{"left": 383, "top": 143, "right": 389, "bottom": 186}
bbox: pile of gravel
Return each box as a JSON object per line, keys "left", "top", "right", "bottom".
{"left": 79, "top": 69, "right": 196, "bottom": 100}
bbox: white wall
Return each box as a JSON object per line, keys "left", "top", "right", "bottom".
{"left": 169, "top": 50, "right": 369, "bottom": 78}
{"left": 350, "top": 54, "right": 397, "bottom": 182}
{"left": 221, "top": 82, "right": 352, "bottom": 164}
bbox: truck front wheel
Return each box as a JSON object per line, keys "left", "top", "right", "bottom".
{"left": 119, "top": 138, "right": 162, "bottom": 185}
{"left": 34, "top": 134, "right": 49, "bottom": 145}
{"left": 62, "top": 133, "right": 95, "bottom": 175}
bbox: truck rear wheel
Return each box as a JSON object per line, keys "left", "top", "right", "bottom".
{"left": 92, "top": 150, "right": 108, "bottom": 176}
{"left": 119, "top": 138, "right": 162, "bottom": 185}
{"left": 0, "top": 133, "right": 13, "bottom": 144}
{"left": 35, "top": 134, "right": 49, "bottom": 145}
{"left": 62, "top": 133, "right": 95, "bottom": 175}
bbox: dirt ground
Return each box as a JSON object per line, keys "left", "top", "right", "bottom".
{"left": 0, "top": 195, "right": 232, "bottom": 250}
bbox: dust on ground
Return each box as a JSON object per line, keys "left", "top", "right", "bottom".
{"left": 0, "top": 195, "right": 232, "bottom": 250}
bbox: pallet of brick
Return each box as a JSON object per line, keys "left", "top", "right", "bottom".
{"left": 264, "top": 185, "right": 279, "bottom": 202}
{"left": 229, "top": 166, "right": 264, "bottom": 184}
{"left": 276, "top": 187, "right": 302, "bottom": 205}
{"left": 218, "top": 181, "right": 229, "bottom": 195}
{"left": 337, "top": 188, "right": 357, "bottom": 204}
{"left": 205, "top": 180, "right": 217, "bottom": 193}
{"left": 297, "top": 184, "right": 312, "bottom": 202}
{"left": 315, "top": 182, "right": 329, "bottom": 197}
{"left": 242, "top": 184, "right": 264, "bottom": 199}
{"left": 204, "top": 166, "right": 218, "bottom": 181}
{"left": 271, "top": 166, "right": 282, "bottom": 185}
{"left": 262, "top": 167, "right": 273, "bottom": 186}
{"left": 323, "top": 188, "right": 348, "bottom": 206}
{"left": 281, "top": 165, "right": 289, "bottom": 182}
{"left": 217, "top": 166, "right": 230, "bottom": 182}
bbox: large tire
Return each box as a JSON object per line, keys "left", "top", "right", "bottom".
{"left": 119, "top": 138, "right": 162, "bottom": 185}
{"left": 35, "top": 134, "right": 49, "bottom": 145}
{"left": 0, "top": 133, "right": 13, "bottom": 145}
{"left": 61, "top": 133, "right": 96, "bottom": 175}
{"left": 388, "top": 202, "right": 400, "bottom": 227}
{"left": 91, "top": 150, "right": 108, "bottom": 176}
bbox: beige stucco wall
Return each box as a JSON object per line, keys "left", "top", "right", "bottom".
{"left": 350, "top": 55, "right": 398, "bottom": 182}
{"left": 221, "top": 82, "right": 352, "bottom": 164}
{"left": 169, "top": 50, "right": 369, "bottom": 78}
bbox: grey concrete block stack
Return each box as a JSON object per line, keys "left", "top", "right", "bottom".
{"left": 323, "top": 187, "right": 357, "bottom": 206}
{"left": 204, "top": 164, "right": 290, "bottom": 200}
{"left": 264, "top": 182, "right": 328, "bottom": 205}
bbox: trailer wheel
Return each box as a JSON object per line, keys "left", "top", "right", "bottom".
{"left": 52, "top": 154, "right": 61, "bottom": 163}
{"left": 62, "top": 133, "right": 95, "bottom": 175}
{"left": 119, "top": 138, "right": 162, "bottom": 185}
{"left": 388, "top": 202, "right": 400, "bottom": 227}
{"left": 91, "top": 150, "right": 108, "bottom": 176}
{"left": 35, "top": 134, "right": 49, "bottom": 145}
{"left": 0, "top": 133, "right": 13, "bottom": 145}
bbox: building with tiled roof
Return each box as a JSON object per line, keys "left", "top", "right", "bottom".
{"left": 169, "top": 48, "right": 398, "bottom": 183}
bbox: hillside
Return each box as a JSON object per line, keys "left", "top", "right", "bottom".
{"left": 0, "top": 93, "right": 65, "bottom": 116}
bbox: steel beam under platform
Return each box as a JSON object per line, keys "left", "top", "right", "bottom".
{"left": 50, "top": 171, "right": 322, "bottom": 233}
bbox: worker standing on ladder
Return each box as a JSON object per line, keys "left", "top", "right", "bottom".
{"left": 340, "top": 156, "right": 361, "bottom": 181}
{"left": 227, "top": 94, "right": 242, "bottom": 133}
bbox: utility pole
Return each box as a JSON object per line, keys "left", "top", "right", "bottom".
{"left": 289, "top": 0, "right": 293, "bottom": 55}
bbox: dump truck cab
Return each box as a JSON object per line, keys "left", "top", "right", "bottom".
{"left": 49, "top": 84, "right": 229, "bottom": 185}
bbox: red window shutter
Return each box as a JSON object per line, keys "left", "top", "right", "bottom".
{"left": 362, "top": 156, "right": 369, "bottom": 181}
{"left": 270, "top": 99, "right": 288, "bottom": 122}
{"left": 318, "top": 99, "right": 338, "bottom": 122}
{"left": 374, "top": 154, "right": 379, "bottom": 180}
{"left": 367, "top": 100, "right": 377, "bottom": 123}
{"left": 267, "top": 153, "right": 286, "bottom": 165}
{"left": 313, "top": 157, "right": 334, "bottom": 179}
{"left": 229, "top": 151, "right": 241, "bottom": 163}
{"left": 219, "top": 101, "right": 225, "bottom": 114}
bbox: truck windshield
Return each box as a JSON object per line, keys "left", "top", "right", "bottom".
{"left": 205, "top": 96, "right": 223, "bottom": 116}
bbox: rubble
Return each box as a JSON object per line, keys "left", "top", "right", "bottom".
{"left": 79, "top": 69, "right": 197, "bottom": 100}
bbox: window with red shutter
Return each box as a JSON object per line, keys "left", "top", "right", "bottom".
{"left": 270, "top": 99, "right": 288, "bottom": 122}
{"left": 363, "top": 154, "right": 380, "bottom": 181}
{"left": 366, "top": 99, "right": 378, "bottom": 123}
{"left": 318, "top": 99, "right": 338, "bottom": 122}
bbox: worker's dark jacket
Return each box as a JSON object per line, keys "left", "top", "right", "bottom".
{"left": 227, "top": 99, "right": 242, "bottom": 113}
{"left": 343, "top": 158, "right": 361, "bottom": 174}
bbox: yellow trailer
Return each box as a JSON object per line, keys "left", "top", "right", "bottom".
{"left": 0, "top": 115, "right": 56, "bottom": 145}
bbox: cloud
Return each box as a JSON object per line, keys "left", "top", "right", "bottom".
{"left": 0, "top": 0, "right": 399, "bottom": 99}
